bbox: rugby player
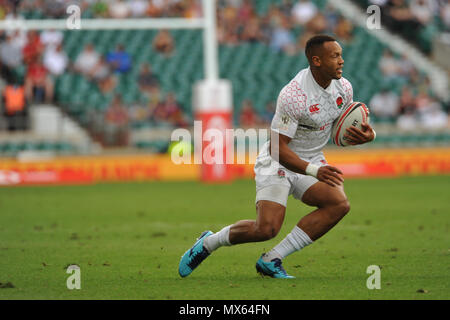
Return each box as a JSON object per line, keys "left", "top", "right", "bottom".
{"left": 179, "top": 34, "right": 375, "bottom": 278}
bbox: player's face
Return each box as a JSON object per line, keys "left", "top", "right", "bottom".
{"left": 319, "top": 41, "right": 344, "bottom": 79}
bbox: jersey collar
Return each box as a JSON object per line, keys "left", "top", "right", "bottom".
{"left": 307, "top": 67, "right": 334, "bottom": 95}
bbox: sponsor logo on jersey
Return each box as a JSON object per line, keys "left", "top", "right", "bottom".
{"left": 281, "top": 115, "right": 290, "bottom": 124}
{"left": 309, "top": 104, "right": 320, "bottom": 114}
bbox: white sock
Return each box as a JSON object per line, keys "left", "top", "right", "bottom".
{"left": 203, "top": 225, "right": 232, "bottom": 253}
{"left": 262, "top": 226, "right": 313, "bottom": 262}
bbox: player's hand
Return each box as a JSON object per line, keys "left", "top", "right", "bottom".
{"left": 343, "top": 122, "right": 375, "bottom": 145}
{"left": 317, "top": 165, "right": 344, "bottom": 187}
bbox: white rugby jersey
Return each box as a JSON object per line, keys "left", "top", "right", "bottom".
{"left": 268, "top": 67, "right": 353, "bottom": 158}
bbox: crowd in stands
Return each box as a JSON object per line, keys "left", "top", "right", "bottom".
{"left": 362, "top": 0, "right": 450, "bottom": 53}
{"left": 370, "top": 47, "right": 449, "bottom": 131}
{"left": 0, "top": 0, "right": 448, "bottom": 143}
{"left": 0, "top": 0, "right": 188, "bottom": 143}
{"left": 216, "top": 0, "right": 356, "bottom": 55}
{"left": 0, "top": 0, "right": 203, "bottom": 19}
{"left": 215, "top": 0, "right": 449, "bottom": 130}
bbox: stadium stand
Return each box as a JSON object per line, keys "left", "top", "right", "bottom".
{"left": 351, "top": 0, "right": 450, "bottom": 54}
{"left": 0, "top": 0, "right": 448, "bottom": 156}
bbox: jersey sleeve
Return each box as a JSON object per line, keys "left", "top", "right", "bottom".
{"left": 271, "top": 81, "right": 306, "bottom": 138}
{"left": 341, "top": 77, "right": 353, "bottom": 106}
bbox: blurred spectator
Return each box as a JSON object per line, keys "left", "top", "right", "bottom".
{"left": 217, "top": 7, "right": 240, "bottom": 46}
{"left": 408, "top": 68, "right": 431, "bottom": 95}
{"left": 2, "top": 76, "right": 28, "bottom": 131}
{"left": 6, "top": 0, "right": 22, "bottom": 14}
{"left": 109, "top": 0, "right": 131, "bottom": 19}
{"left": 399, "top": 86, "right": 416, "bottom": 114}
{"left": 369, "top": 87, "right": 400, "bottom": 121}
{"left": 263, "top": 4, "right": 282, "bottom": 31}
{"left": 129, "top": 103, "right": 150, "bottom": 124}
{"left": 409, "top": 0, "right": 436, "bottom": 26}
{"left": 10, "top": 29, "right": 27, "bottom": 51}
{"left": 225, "top": 0, "right": 244, "bottom": 8}
{"left": 384, "top": 0, "right": 421, "bottom": 35}
{"left": 378, "top": 49, "right": 402, "bottom": 81}
{"left": 415, "top": 91, "right": 435, "bottom": 114}
{"left": 106, "top": 43, "right": 132, "bottom": 73}
{"left": 239, "top": 99, "right": 261, "bottom": 127}
{"left": 24, "top": 56, "right": 54, "bottom": 103}
{"left": 74, "top": 43, "right": 100, "bottom": 76}
{"left": 152, "top": 92, "right": 188, "bottom": 127}
{"left": 43, "top": 43, "right": 68, "bottom": 76}
{"left": 397, "top": 54, "right": 415, "bottom": 78}
{"left": 0, "top": 33, "right": 23, "bottom": 80}
{"left": 4, "top": 4, "right": 26, "bottom": 37}
{"left": 153, "top": 30, "right": 175, "bottom": 57}
{"left": 104, "top": 94, "right": 129, "bottom": 146}
{"left": 397, "top": 108, "right": 418, "bottom": 131}
{"left": 241, "top": 16, "right": 264, "bottom": 43}
{"left": 369, "top": 0, "right": 389, "bottom": 5}
{"left": 270, "top": 20, "right": 296, "bottom": 55}
{"left": 147, "top": 0, "right": 167, "bottom": 17}
{"left": 441, "top": 2, "right": 450, "bottom": 29}
{"left": 237, "top": 0, "right": 255, "bottom": 24}
{"left": 22, "top": 30, "right": 44, "bottom": 65}
{"left": 183, "top": 0, "right": 202, "bottom": 18}
{"left": 291, "top": 0, "right": 318, "bottom": 26}
{"left": 43, "top": 0, "right": 65, "bottom": 18}
{"left": 279, "top": 0, "right": 294, "bottom": 17}
{"left": 92, "top": 1, "right": 109, "bottom": 17}
{"left": 420, "top": 105, "right": 448, "bottom": 130}
{"left": 91, "top": 56, "right": 117, "bottom": 93}
{"left": 40, "top": 29, "right": 63, "bottom": 51}
{"left": 128, "top": 0, "right": 149, "bottom": 17}
{"left": 322, "top": 3, "right": 340, "bottom": 30}
{"left": 138, "top": 63, "right": 160, "bottom": 94}
{"left": 305, "top": 12, "right": 328, "bottom": 34}
{"left": 334, "top": 16, "right": 354, "bottom": 44}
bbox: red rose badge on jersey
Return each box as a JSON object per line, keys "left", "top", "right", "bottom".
{"left": 277, "top": 169, "right": 286, "bottom": 178}
{"left": 336, "top": 96, "right": 343, "bottom": 108}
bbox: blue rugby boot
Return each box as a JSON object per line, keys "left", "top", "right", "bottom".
{"left": 255, "top": 254, "right": 295, "bottom": 279}
{"left": 178, "top": 231, "right": 213, "bottom": 277}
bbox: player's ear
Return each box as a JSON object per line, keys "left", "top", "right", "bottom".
{"left": 311, "top": 55, "right": 321, "bottom": 67}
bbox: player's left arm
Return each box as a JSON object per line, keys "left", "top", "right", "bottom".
{"left": 344, "top": 122, "right": 376, "bottom": 145}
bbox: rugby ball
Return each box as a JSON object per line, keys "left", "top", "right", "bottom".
{"left": 332, "top": 102, "right": 370, "bottom": 147}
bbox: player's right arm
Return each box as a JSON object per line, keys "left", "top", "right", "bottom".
{"left": 270, "top": 132, "right": 344, "bottom": 187}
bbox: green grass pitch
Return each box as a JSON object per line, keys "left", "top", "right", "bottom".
{"left": 0, "top": 176, "right": 448, "bottom": 300}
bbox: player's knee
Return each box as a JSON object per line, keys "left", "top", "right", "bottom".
{"left": 256, "top": 225, "right": 279, "bottom": 241}
{"left": 336, "top": 199, "right": 351, "bottom": 217}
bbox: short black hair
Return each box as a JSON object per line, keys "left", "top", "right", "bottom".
{"left": 305, "top": 34, "right": 337, "bottom": 63}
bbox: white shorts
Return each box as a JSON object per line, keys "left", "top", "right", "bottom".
{"left": 254, "top": 150, "right": 327, "bottom": 207}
